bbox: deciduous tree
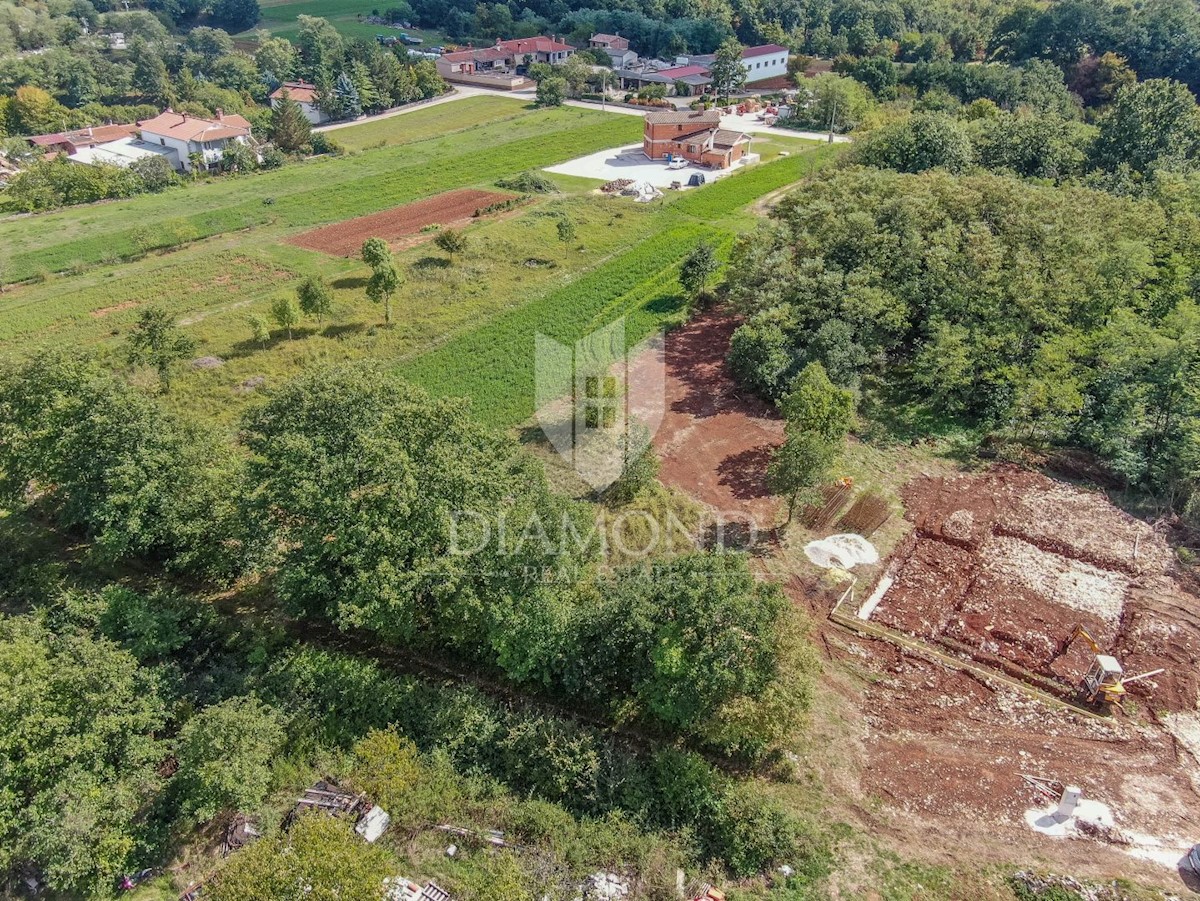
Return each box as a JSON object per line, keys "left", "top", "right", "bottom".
{"left": 271, "top": 295, "right": 301, "bottom": 338}
{"left": 125, "top": 307, "right": 195, "bottom": 392}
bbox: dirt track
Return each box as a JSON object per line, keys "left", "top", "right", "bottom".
{"left": 649, "top": 308, "right": 783, "bottom": 529}
{"left": 288, "top": 189, "right": 515, "bottom": 257}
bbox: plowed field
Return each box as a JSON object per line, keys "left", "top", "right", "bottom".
{"left": 288, "top": 189, "right": 516, "bottom": 257}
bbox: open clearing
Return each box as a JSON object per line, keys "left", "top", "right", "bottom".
{"left": 288, "top": 188, "right": 516, "bottom": 256}
{"left": 641, "top": 310, "right": 1200, "bottom": 893}
{"left": 642, "top": 307, "right": 783, "bottom": 529}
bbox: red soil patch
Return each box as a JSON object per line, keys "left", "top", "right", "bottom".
{"left": 647, "top": 308, "right": 783, "bottom": 529}
{"left": 875, "top": 467, "right": 1200, "bottom": 712}
{"left": 288, "top": 189, "right": 516, "bottom": 257}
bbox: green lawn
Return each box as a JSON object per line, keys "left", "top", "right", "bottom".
{"left": 0, "top": 97, "right": 839, "bottom": 427}
{"left": 332, "top": 95, "right": 532, "bottom": 151}
{"left": 240, "top": 0, "right": 447, "bottom": 44}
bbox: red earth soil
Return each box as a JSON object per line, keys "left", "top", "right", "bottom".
{"left": 288, "top": 189, "right": 516, "bottom": 257}
{"left": 879, "top": 467, "right": 1200, "bottom": 711}
{"left": 648, "top": 308, "right": 783, "bottom": 530}
{"left": 642, "top": 314, "right": 1200, "bottom": 885}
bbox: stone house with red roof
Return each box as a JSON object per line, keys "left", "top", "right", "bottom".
{"left": 269, "top": 81, "right": 330, "bottom": 125}
{"left": 642, "top": 109, "right": 750, "bottom": 169}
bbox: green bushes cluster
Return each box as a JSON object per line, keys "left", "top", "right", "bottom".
{"left": 4, "top": 155, "right": 179, "bottom": 212}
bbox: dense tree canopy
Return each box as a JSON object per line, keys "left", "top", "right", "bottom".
{"left": 725, "top": 167, "right": 1200, "bottom": 501}
{"left": 0, "top": 354, "right": 241, "bottom": 578}
{"left": 0, "top": 615, "right": 167, "bottom": 896}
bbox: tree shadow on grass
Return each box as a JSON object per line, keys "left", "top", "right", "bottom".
{"left": 322, "top": 322, "right": 367, "bottom": 339}
{"left": 331, "top": 276, "right": 368, "bottom": 290}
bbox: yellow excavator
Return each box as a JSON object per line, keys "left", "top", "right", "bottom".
{"left": 1052, "top": 625, "right": 1165, "bottom": 708}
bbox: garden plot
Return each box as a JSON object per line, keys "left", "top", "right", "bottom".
{"left": 287, "top": 189, "right": 517, "bottom": 257}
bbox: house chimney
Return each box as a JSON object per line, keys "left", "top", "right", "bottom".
{"left": 215, "top": 108, "right": 223, "bottom": 120}
{"left": 181, "top": 111, "right": 188, "bottom": 121}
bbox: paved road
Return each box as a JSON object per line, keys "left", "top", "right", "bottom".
{"left": 315, "top": 84, "right": 852, "bottom": 143}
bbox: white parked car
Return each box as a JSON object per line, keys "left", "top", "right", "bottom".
{"left": 667, "top": 158, "right": 688, "bottom": 170}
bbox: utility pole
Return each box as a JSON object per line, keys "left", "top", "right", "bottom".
{"left": 601, "top": 70, "right": 606, "bottom": 111}
{"left": 827, "top": 97, "right": 837, "bottom": 143}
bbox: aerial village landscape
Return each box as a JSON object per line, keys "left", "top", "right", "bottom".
{"left": 1, "top": 0, "right": 1200, "bottom": 897}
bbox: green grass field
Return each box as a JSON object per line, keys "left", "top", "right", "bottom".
{"left": 0, "top": 97, "right": 838, "bottom": 427}
{"left": 240, "top": 0, "right": 448, "bottom": 44}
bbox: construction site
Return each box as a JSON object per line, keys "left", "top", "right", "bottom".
{"left": 796, "top": 466, "right": 1200, "bottom": 888}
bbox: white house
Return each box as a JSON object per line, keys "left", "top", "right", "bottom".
{"left": 269, "top": 81, "right": 330, "bottom": 125}
{"left": 741, "top": 44, "right": 789, "bottom": 83}
{"left": 136, "top": 108, "right": 253, "bottom": 173}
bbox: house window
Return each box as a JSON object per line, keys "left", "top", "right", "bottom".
{"left": 160, "top": 138, "right": 165, "bottom": 145}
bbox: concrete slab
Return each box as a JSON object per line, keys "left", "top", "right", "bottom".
{"left": 544, "top": 143, "right": 754, "bottom": 188}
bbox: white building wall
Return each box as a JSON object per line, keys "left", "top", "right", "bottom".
{"left": 742, "top": 51, "right": 788, "bottom": 82}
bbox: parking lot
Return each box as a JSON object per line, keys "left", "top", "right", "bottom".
{"left": 544, "top": 143, "right": 758, "bottom": 188}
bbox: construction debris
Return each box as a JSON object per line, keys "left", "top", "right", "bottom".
{"left": 576, "top": 872, "right": 630, "bottom": 900}
{"left": 600, "top": 178, "right": 633, "bottom": 194}
{"left": 385, "top": 876, "right": 452, "bottom": 901}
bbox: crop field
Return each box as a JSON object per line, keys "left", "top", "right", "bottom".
{"left": 0, "top": 97, "right": 834, "bottom": 425}
{"left": 0, "top": 106, "right": 641, "bottom": 282}
{"left": 399, "top": 222, "right": 719, "bottom": 428}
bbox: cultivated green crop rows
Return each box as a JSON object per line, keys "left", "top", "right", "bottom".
{"left": 399, "top": 222, "right": 721, "bottom": 428}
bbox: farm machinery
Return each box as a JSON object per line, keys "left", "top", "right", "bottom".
{"left": 1051, "top": 625, "right": 1164, "bottom": 708}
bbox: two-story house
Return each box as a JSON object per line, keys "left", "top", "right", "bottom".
{"left": 137, "top": 109, "right": 253, "bottom": 172}
{"left": 589, "top": 33, "right": 636, "bottom": 68}
{"left": 642, "top": 109, "right": 749, "bottom": 169}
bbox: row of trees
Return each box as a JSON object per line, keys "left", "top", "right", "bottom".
{"left": 852, "top": 78, "right": 1200, "bottom": 184}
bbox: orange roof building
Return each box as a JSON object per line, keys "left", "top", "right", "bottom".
{"left": 136, "top": 108, "right": 252, "bottom": 173}
{"left": 269, "top": 81, "right": 331, "bottom": 125}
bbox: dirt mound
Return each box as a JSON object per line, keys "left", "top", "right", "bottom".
{"left": 288, "top": 189, "right": 516, "bottom": 257}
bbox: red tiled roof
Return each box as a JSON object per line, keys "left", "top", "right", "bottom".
{"left": 271, "top": 81, "right": 319, "bottom": 104}
{"left": 138, "top": 109, "right": 252, "bottom": 142}
{"left": 29, "top": 124, "right": 140, "bottom": 152}
{"left": 742, "top": 43, "right": 789, "bottom": 58}
{"left": 496, "top": 36, "right": 574, "bottom": 54}
{"left": 643, "top": 109, "right": 721, "bottom": 125}
{"left": 657, "top": 65, "right": 710, "bottom": 79}
{"left": 441, "top": 49, "right": 477, "bottom": 62}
